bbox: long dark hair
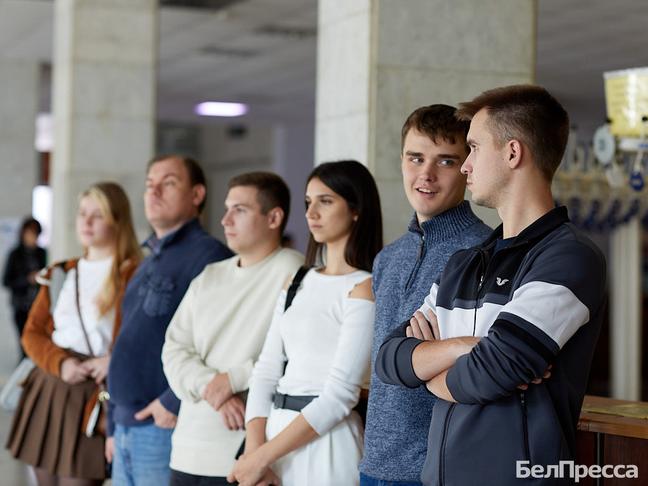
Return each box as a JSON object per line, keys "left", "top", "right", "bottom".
{"left": 304, "top": 160, "right": 383, "bottom": 272}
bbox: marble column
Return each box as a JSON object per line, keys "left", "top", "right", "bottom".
{"left": 0, "top": 59, "right": 40, "bottom": 368}
{"left": 50, "top": 0, "right": 157, "bottom": 259}
{"left": 0, "top": 60, "right": 39, "bottom": 219}
{"left": 315, "top": 0, "right": 535, "bottom": 241}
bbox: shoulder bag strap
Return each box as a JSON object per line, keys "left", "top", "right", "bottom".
{"left": 284, "top": 265, "right": 309, "bottom": 312}
{"left": 47, "top": 261, "right": 68, "bottom": 306}
{"left": 74, "top": 265, "right": 96, "bottom": 358}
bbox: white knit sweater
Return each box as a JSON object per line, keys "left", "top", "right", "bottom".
{"left": 162, "top": 247, "right": 303, "bottom": 476}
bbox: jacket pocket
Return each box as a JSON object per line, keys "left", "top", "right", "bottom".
{"left": 439, "top": 403, "right": 456, "bottom": 485}
{"left": 421, "top": 400, "right": 452, "bottom": 486}
{"left": 138, "top": 273, "right": 176, "bottom": 317}
{"left": 429, "top": 397, "right": 530, "bottom": 486}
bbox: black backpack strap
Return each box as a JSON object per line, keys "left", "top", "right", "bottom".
{"left": 284, "top": 266, "right": 309, "bottom": 312}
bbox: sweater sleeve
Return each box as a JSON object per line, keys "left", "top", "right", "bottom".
{"left": 106, "top": 399, "right": 115, "bottom": 437}
{"left": 374, "top": 280, "right": 439, "bottom": 387}
{"left": 162, "top": 277, "right": 218, "bottom": 402}
{"left": 21, "top": 279, "right": 72, "bottom": 376}
{"left": 245, "top": 291, "right": 288, "bottom": 422}
{"left": 446, "top": 240, "right": 606, "bottom": 404}
{"left": 301, "top": 298, "right": 375, "bottom": 435}
{"left": 227, "top": 359, "right": 254, "bottom": 394}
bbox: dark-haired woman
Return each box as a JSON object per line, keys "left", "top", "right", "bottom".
{"left": 228, "top": 160, "right": 383, "bottom": 486}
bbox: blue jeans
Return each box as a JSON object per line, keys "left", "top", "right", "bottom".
{"left": 360, "top": 473, "right": 423, "bottom": 486}
{"left": 112, "top": 423, "right": 174, "bottom": 486}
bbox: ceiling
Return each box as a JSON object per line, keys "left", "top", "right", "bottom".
{"left": 0, "top": 0, "right": 318, "bottom": 125}
{"left": 536, "top": 0, "right": 648, "bottom": 138}
{"left": 1, "top": 0, "right": 647, "bottom": 138}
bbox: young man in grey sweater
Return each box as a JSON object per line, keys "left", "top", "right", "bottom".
{"left": 360, "top": 105, "right": 491, "bottom": 485}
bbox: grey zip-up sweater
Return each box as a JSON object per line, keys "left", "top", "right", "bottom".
{"left": 377, "top": 207, "right": 607, "bottom": 486}
{"left": 360, "top": 201, "right": 490, "bottom": 481}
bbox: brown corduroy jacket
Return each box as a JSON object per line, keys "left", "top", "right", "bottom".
{"left": 21, "top": 258, "right": 138, "bottom": 376}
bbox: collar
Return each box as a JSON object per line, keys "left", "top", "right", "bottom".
{"left": 407, "top": 201, "right": 484, "bottom": 244}
{"left": 144, "top": 218, "right": 202, "bottom": 255}
{"left": 481, "top": 206, "right": 569, "bottom": 250}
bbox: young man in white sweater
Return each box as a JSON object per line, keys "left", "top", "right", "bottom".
{"left": 162, "top": 172, "right": 304, "bottom": 485}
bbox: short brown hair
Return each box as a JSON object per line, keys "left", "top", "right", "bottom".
{"left": 228, "top": 172, "right": 291, "bottom": 234}
{"left": 147, "top": 154, "right": 208, "bottom": 213}
{"left": 456, "top": 85, "right": 569, "bottom": 181}
{"left": 401, "top": 104, "right": 470, "bottom": 152}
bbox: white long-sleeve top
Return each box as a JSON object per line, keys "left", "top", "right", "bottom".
{"left": 52, "top": 257, "right": 114, "bottom": 356}
{"left": 162, "top": 247, "right": 303, "bottom": 477}
{"left": 245, "top": 268, "right": 374, "bottom": 436}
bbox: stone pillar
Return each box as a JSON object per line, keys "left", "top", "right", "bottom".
{"left": 0, "top": 59, "right": 40, "bottom": 370}
{"left": 0, "top": 60, "right": 39, "bottom": 219}
{"left": 609, "top": 220, "right": 642, "bottom": 400}
{"left": 50, "top": 0, "right": 157, "bottom": 259}
{"left": 315, "top": 0, "right": 535, "bottom": 241}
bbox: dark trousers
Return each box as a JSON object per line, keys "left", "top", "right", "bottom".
{"left": 13, "top": 309, "right": 28, "bottom": 359}
{"left": 170, "top": 469, "right": 236, "bottom": 486}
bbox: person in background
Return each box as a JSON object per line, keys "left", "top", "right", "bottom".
{"left": 229, "top": 160, "right": 382, "bottom": 486}
{"left": 107, "top": 155, "right": 233, "bottom": 486}
{"left": 6, "top": 182, "right": 141, "bottom": 486}
{"left": 162, "top": 172, "right": 304, "bottom": 486}
{"left": 3, "top": 217, "right": 47, "bottom": 359}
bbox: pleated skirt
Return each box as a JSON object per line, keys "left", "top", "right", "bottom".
{"left": 5, "top": 366, "right": 106, "bottom": 480}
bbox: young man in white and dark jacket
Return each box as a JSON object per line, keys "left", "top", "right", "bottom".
{"left": 377, "top": 85, "right": 606, "bottom": 486}
{"left": 162, "top": 172, "right": 303, "bottom": 486}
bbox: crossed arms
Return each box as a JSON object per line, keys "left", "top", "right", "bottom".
{"left": 376, "top": 308, "right": 555, "bottom": 404}
{"left": 376, "top": 309, "right": 480, "bottom": 402}
{"left": 376, "top": 240, "right": 606, "bottom": 405}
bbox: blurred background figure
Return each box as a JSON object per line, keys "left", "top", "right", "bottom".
{"left": 2, "top": 218, "right": 47, "bottom": 360}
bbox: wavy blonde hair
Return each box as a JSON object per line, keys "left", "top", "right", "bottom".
{"left": 80, "top": 182, "right": 142, "bottom": 316}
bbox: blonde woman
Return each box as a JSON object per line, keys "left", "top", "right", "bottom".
{"left": 6, "top": 182, "right": 142, "bottom": 486}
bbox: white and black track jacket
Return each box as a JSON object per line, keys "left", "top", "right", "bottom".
{"left": 376, "top": 207, "right": 607, "bottom": 486}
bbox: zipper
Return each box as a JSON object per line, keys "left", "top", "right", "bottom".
{"left": 473, "top": 273, "right": 484, "bottom": 336}
{"left": 519, "top": 391, "right": 531, "bottom": 462}
{"left": 472, "top": 249, "right": 488, "bottom": 336}
{"left": 438, "top": 403, "right": 456, "bottom": 486}
{"left": 404, "top": 234, "right": 425, "bottom": 290}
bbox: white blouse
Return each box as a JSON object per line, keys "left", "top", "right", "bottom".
{"left": 52, "top": 257, "right": 115, "bottom": 356}
{"left": 245, "top": 268, "right": 375, "bottom": 435}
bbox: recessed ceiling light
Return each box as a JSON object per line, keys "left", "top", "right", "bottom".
{"left": 195, "top": 101, "right": 248, "bottom": 117}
